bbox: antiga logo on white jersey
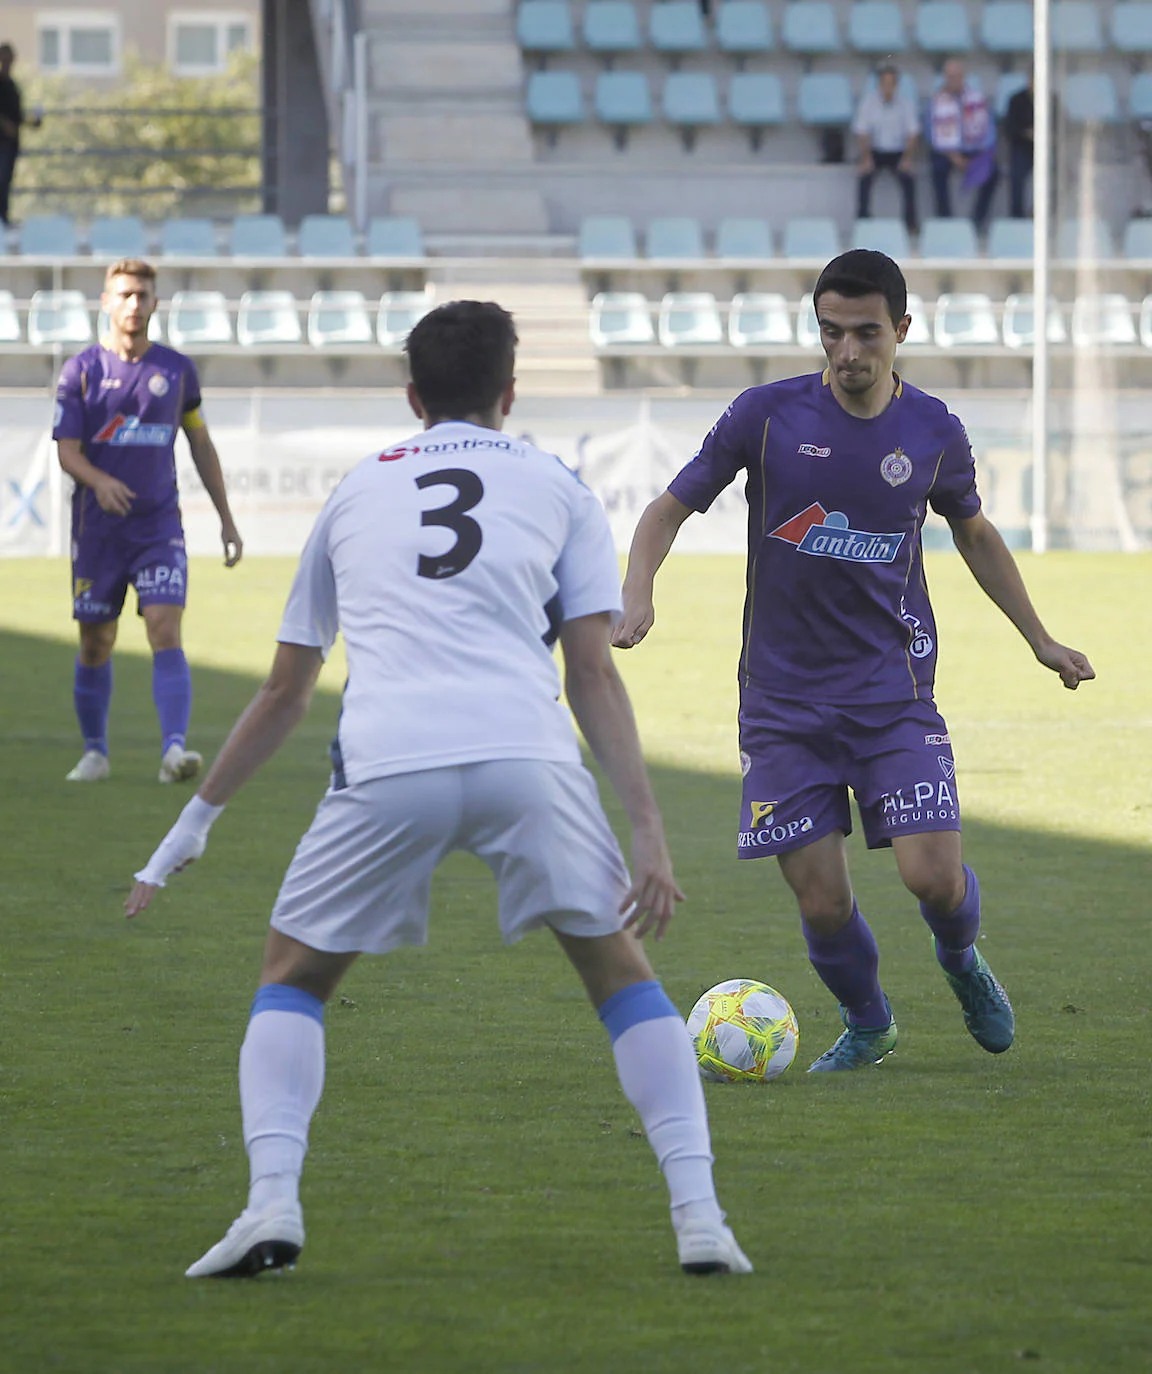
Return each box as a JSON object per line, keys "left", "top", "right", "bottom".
{"left": 797, "top": 443, "right": 831, "bottom": 458}
{"left": 379, "top": 437, "right": 515, "bottom": 462}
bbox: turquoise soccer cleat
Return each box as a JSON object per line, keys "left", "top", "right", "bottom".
{"left": 807, "top": 1003, "right": 898, "bottom": 1072}
{"left": 942, "top": 946, "right": 1015, "bottom": 1054}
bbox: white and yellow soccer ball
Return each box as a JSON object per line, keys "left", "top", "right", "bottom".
{"left": 686, "top": 979, "right": 799, "bottom": 1084}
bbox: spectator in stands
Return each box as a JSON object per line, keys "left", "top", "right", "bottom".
{"left": 928, "top": 58, "right": 999, "bottom": 232}
{"left": 0, "top": 43, "right": 40, "bottom": 227}
{"left": 1004, "top": 75, "right": 1034, "bottom": 218}
{"left": 853, "top": 64, "right": 920, "bottom": 234}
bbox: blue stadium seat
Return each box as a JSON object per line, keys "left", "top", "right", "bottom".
{"left": 797, "top": 73, "right": 854, "bottom": 125}
{"left": 646, "top": 216, "right": 706, "bottom": 260}
{"left": 1063, "top": 73, "right": 1120, "bottom": 123}
{"left": 716, "top": 2, "right": 773, "bottom": 56}
{"left": 715, "top": 217, "right": 774, "bottom": 260}
{"left": 230, "top": 214, "right": 288, "bottom": 258}
{"left": 649, "top": 2, "right": 708, "bottom": 57}
{"left": 919, "top": 218, "right": 980, "bottom": 259}
{"left": 298, "top": 215, "right": 357, "bottom": 258}
{"left": 161, "top": 217, "right": 217, "bottom": 257}
{"left": 589, "top": 291, "right": 655, "bottom": 345}
{"left": 1140, "top": 295, "right": 1152, "bottom": 348}
{"left": 847, "top": 2, "right": 907, "bottom": 54}
{"left": 90, "top": 216, "right": 147, "bottom": 259}
{"left": 236, "top": 290, "right": 302, "bottom": 345}
{"left": 1052, "top": 2, "right": 1104, "bottom": 51}
{"left": 781, "top": 2, "right": 841, "bottom": 56}
{"left": 783, "top": 218, "right": 841, "bottom": 259}
{"left": 1122, "top": 218, "right": 1152, "bottom": 259}
{"left": 1002, "top": 294, "right": 1067, "bottom": 347}
{"left": 579, "top": 214, "right": 639, "bottom": 259}
{"left": 307, "top": 291, "right": 374, "bottom": 346}
{"left": 796, "top": 292, "right": 821, "bottom": 347}
{"left": 377, "top": 290, "right": 434, "bottom": 346}
{"left": 995, "top": 72, "right": 1030, "bottom": 118}
{"left": 527, "top": 70, "right": 586, "bottom": 126}
{"left": 1129, "top": 72, "right": 1152, "bottom": 118}
{"left": 583, "top": 1, "right": 642, "bottom": 56}
{"left": 657, "top": 292, "right": 724, "bottom": 346}
{"left": 728, "top": 72, "right": 785, "bottom": 140}
{"left": 988, "top": 218, "right": 1034, "bottom": 258}
{"left": 902, "top": 293, "right": 933, "bottom": 346}
{"left": 517, "top": 1, "right": 576, "bottom": 57}
{"left": 1071, "top": 293, "right": 1137, "bottom": 346}
{"left": 366, "top": 217, "right": 425, "bottom": 259}
{"left": 981, "top": 1, "right": 1033, "bottom": 53}
{"left": 728, "top": 292, "right": 791, "bottom": 345}
{"left": 914, "top": 2, "right": 974, "bottom": 53}
{"left": 1058, "top": 217, "right": 1116, "bottom": 259}
{"left": 27, "top": 289, "right": 91, "bottom": 345}
{"left": 595, "top": 71, "right": 654, "bottom": 137}
{"left": 19, "top": 215, "right": 77, "bottom": 256}
{"left": 663, "top": 72, "right": 721, "bottom": 142}
{"left": 167, "top": 291, "right": 232, "bottom": 347}
{"left": 934, "top": 293, "right": 999, "bottom": 346}
{"left": 851, "top": 218, "right": 911, "bottom": 258}
{"left": 1112, "top": 3, "right": 1152, "bottom": 55}
{"left": 0, "top": 289, "right": 20, "bottom": 342}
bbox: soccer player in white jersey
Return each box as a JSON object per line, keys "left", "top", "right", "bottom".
{"left": 127, "top": 301, "right": 750, "bottom": 1280}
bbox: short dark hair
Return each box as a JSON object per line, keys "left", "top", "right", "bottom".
{"left": 813, "top": 249, "right": 908, "bottom": 326}
{"left": 404, "top": 300, "right": 518, "bottom": 420}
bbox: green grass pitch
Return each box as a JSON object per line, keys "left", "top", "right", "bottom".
{"left": 1, "top": 553, "right": 1150, "bottom": 1374}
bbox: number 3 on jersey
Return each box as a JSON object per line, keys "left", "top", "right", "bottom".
{"left": 415, "top": 468, "right": 484, "bottom": 579}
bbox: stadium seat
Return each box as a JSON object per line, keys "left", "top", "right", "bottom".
{"left": 595, "top": 71, "right": 654, "bottom": 140}
{"left": 1051, "top": 1, "right": 1104, "bottom": 51}
{"left": 715, "top": 217, "right": 774, "bottom": 260}
{"left": 583, "top": 1, "right": 642, "bottom": 56}
{"left": 1112, "top": 3, "right": 1152, "bottom": 55}
{"left": 161, "top": 217, "right": 218, "bottom": 257}
{"left": 847, "top": 2, "right": 908, "bottom": 54}
{"left": 919, "top": 218, "right": 980, "bottom": 259}
{"left": 527, "top": 70, "right": 586, "bottom": 127}
{"left": 914, "top": 2, "right": 973, "bottom": 53}
{"left": 934, "top": 293, "right": 999, "bottom": 346}
{"left": 1001, "top": 294, "right": 1068, "bottom": 347}
{"left": 19, "top": 215, "right": 77, "bottom": 256}
{"left": 781, "top": 2, "right": 841, "bottom": 56}
{"left": 646, "top": 216, "right": 706, "bottom": 260}
{"left": 1063, "top": 73, "right": 1120, "bottom": 124}
{"left": 230, "top": 214, "right": 288, "bottom": 258}
{"left": 1129, "top": 72, "right": 1152, "bottom": 119}
{"left": 1122, "top": 218, "right": 1152, "bottom": 259}
{"left": 1070, "top": 294, "right": 1137, "bottom": 346}
{"left": 166, "top": 291, "right": 232, "bottom": 346}
{"left": 1140, "top": 295, "right": 1152, "bottom": 348}
{"left": 90, "top": 216, "right": 147, "bottom": 259}
{"left": 851, "top": 218, "right": 911, "bottom": 258}
{"left": 589, "top": 291, "right": 655, "bottom": 345}
{"left": 902, "top": 293, "right": 933, "bottom": 345}
{"left": 658, "top": 292, "right": 724, "bottom": 346}
{"left": 298, "top": 215, "right": 357, "bottom": 258}
{"left": 366, "top": 217, "right": 425, "bottom": 259}
{"left": 649, "top": 2, "right": 708, "bottom": 57}
{"left": 987, "top": 218, "right": 1034, "bottom": 258}
{"left": 307, "top": 291, "right": 374, "bottom": 347}
{"left": 579, "top": 214, "right": 639, "bottom": 259}
{"left": 728, "top": 292, "right": 791, "bottom": 345}
{"left": 0, "top": 289, "right": 20, "bottom": 342}
{"left": 716, "top": 2, "right": 773, "bottom": 57}
{"left": 783, "top": 217, "right": 841, "bottom": 259}
{"left": 236, "top": 290, "right": 302, "bottom": 345}
{"left": 797, "top": 73, "right": 854, "bottom": 126}
{"left": 1057, "top": 217, "right": 1116, "bottom": 260}
{"left": 377, "top": 290, "right": 434, "bottom": 346}
{"left": 27, "top": 290, "right": 92, "bottom": 345}
{"left": 516, "top": 0, "right": 576, "bottom": 59}
{"left": 663, "top": 73, "right": 721, "bottom": 144}
{"left": 728, "top": 73, "right": 785, "bottom": 145}
{"left": 980, "top": 1, "right": 1033, "bottom": 53}
{"left": 796, "top": 292, "right": 821, "bottom": 348}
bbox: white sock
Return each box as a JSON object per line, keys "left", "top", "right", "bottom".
{"left": 239, "top": 1008, "right": 325, "bottom": 1214}
{"left": 611, "top": 1015, "right": 722, "bottom": 1224}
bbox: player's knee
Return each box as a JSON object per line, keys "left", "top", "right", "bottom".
{"left": 795, "top": 893, "right": 854, "bottom": 936}
{"left": 78, "top": 626, "right": 116, "bottom": 666}
{"left": 903, "top": 867, "right": 964, "bottom": 912}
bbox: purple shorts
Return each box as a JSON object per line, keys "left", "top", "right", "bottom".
{"left": 737, "top": 686, "right": 961, "bottom": 859}
{"left": 71, "top": 530, "right": 188, "bottom": 622}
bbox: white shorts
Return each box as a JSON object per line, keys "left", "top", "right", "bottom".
{"left": 269, "top": 759, "right": 631, "bottom": 955}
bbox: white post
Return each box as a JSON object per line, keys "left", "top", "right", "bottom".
{"left": 353, "top": 31, "right": 369, "bottom": 235}
{"left": 1031, "top": 0, "right": 1051, "bottom": 554}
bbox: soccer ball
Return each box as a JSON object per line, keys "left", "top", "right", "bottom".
{"left": 686, "top": 979, "right": 799, "bottom": 1084}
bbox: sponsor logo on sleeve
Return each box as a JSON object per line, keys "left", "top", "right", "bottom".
{"left": 924, "top": 733, "right": 950, "bottom": 745}
{"left": 768, "top": 502, "right": 905, "bottom": 564}
{"left": 797, "top": 443, "right": 832, "bottom": 458}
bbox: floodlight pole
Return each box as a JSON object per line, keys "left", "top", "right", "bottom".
{"left": 1031, "top": 0, "right": 1052, "bottom": 554}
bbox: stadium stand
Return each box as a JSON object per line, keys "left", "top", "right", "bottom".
{"left": 230, "top": 215, "right": 289, "bottom": 259}
{"left": 377, "top": 290, "right": 435, "bottom": 347}
{"left": 1071, "top": 293, "right": 1138, "bottom": 346}
{"left": 646, "top": 216, "right": 706, "bottom": 261}
{"left": 1112, "top": 3, "right": 1152, "bottom": 55}
{"left": 780, "top": 2, "right": 841, "bottom": 57}
{"left": 579, "top": 214, "right": 639, "bottom": 260}
{"left": 527, "top": 70, "right": 586, "bottom": 133}
{"left": 914, "top": 2, "right": 975, "bottom": 53}
{"left": 783, "top": 218, "right": 841, "bottom": 260}
{"left": 365, "top": 217, "right": 425, "bottom": 261}
{"left": 21, "top": 216, "right": 78, "bottom": 257}
{"left": 934, "top": 293, "right": 1000, "bottom": 347}
{"left": 90, "top": 216, "right": 148, "bottom": 259}
{"left": 27, "top": 290, "right": 91, "bottom": 346}
{"left": 298, "top": 215, "right": 358, "bottom": 259}
{"left": 307, "top": 291, "right": 375, "bottom": 347}
{"left": 1051, "top": 1, "right": 1105, "bottom": 52}
{"left": 663, "top": 72, "right": 722, "bottom": 147}
{"left": 1140, "top": 295, "right": 1152, "bottom": 347}
{"left": 583, "top": 2, "right": 642, "bottom": 58}
{"left": 851, "top": 219, "right": 912, "bottom": 259}
{"left": 715, "top": 217, "right": 774, "bottom": 261}
{"left": 517, "top": 0, "right": 576, "bottom": 63}
{"left": 920, "top": 218, "right": 981, "bottom": 260}
{"left": 715, "top": 3, "right": 774, "bottom": 59}
{"left": 160, "top": 218, "right": 218, "bottom": 258}
{"left": 1002, "top": 295, "right": 1069, "bottom": 347}
{"left": 981, "top": 2, "right": 1034, "bottom": 53}
{"left": 589, "top": 291, "right": 654, "bottom": 345}
{"left": 236, "top": 290, "right": 303, "bottom": 346}
{"left": 848, "top": 3, "right": 908, "bottom": 54}
{"left": 0, "top": 289, "right": 19, "bottom": 342}
{"left": 727, "top": 72, "right": 785, "bottom": 147}
{"left": 649, "top": 2, "right": 708, "bottom": 60}
{"left": 166, "top": 291, "right": 233, "bottom": 348}
{"left": 657, "top": 292, "right": 724, "bottom": 346}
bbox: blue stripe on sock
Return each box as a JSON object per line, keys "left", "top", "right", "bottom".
{"left": 250, "top": 983, "right": 325, "bottom": 1025}
{"left": 597, "top": 979, "right": 680, "bottom": 1042}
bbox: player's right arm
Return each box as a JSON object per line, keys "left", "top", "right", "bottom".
{"left": 612, "top": 492, "right": 694, "bottom": 648}
{"left": 53, "top": 359, "right": 136, "bottom": 515}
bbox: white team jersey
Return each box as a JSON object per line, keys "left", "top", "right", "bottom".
{"left": 277, "top": 420, "right": 623, "bottom": 787}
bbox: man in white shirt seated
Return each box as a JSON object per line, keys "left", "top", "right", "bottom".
{"left": 852, "top": 64, "right": 921, "bottom": 234}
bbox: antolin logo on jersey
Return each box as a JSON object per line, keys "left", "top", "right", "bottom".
{"left": 769, "top": 502, "right": 905, "bottom": 564}
{"left": 94, "top": 414, "right": 173, "bottom": 446}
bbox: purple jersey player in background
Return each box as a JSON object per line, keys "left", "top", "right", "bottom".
{"left": 614, "top": 249, "right": 1094, "bottom": 1071}
{"left": 53, "top": 257, "right": 243, "bottom": 784}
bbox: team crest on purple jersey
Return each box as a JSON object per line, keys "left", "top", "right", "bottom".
{"left": 880, "top": 448, "right": 913, "bottom": 486}
{"left": 769, "top": 502, "right": 905, "bottom": 564}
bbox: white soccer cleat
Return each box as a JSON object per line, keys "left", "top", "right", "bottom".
{"left": 66, "top": 750, "right": 110, "bottom": 782}
{"left": 677, "top": 1222, "right": 754, "bottom": 1276}
{"left": 185, "top": 1204, "right": 304, "bottom": 1279}
{"left": 159, "top": 744, "right": 203, "bottom": 784}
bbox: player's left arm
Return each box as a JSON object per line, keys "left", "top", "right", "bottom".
{"left": 184, "top": 417, "right": 243, "bottom": 567}
{"left": 946, "top": 509, "right": 1095, "bottom": 690}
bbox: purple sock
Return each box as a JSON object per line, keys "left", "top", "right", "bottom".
{"left": 74, "top": 658, "right": 112, "bottom": 756}
{"left": 921, "top": 864, "right": 980, "bottom": 975}
{"left": 152, "top": 647, "right": 192, "bottom": 754}
{"left": 803, "top": 904, "right": 891, "bottom": 1028}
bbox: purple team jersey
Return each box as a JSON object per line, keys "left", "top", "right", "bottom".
{"left": 668, "top": 371, "right": 981, "bottom": 704}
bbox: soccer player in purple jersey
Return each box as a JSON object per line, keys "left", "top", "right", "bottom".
{"left": 53, "top": 258, "right": 243, "bottom": 785}
{"left": 614, "top": 250, "right": 1095, "bottom": 1071}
